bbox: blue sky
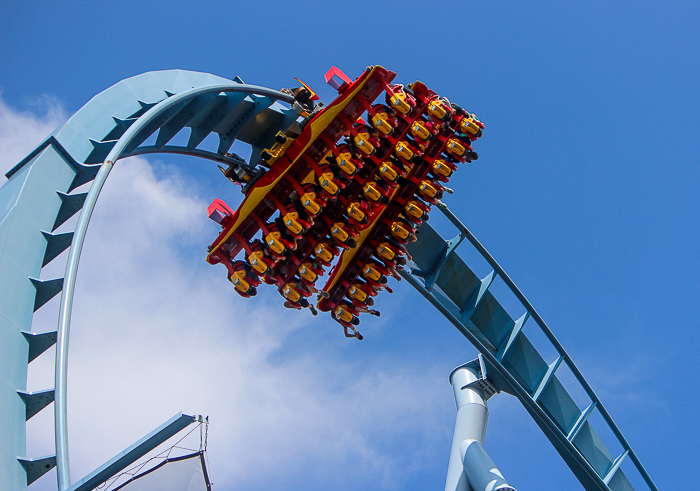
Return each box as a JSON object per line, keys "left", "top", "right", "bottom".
{"left": 1, "top": 1, "right": 698, "bottom": 490}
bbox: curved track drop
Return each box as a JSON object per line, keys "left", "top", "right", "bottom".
{"left": 0, "top": 68, "right": 658, "bottom": 491}
{"left": 0, "top": 69, "right": 295, "bottom": 490}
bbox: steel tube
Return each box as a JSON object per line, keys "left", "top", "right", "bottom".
{"left": 445, "top": 364, "right": 515, "bottom": 491}
{"left": 445, "top": 365, "right": 486, "bottom": 491}
{"left": 459, "top": 440, "right": 514, "bottom": 491}
{"left": 54, "top": 161, "right": 112, "bottom": 490}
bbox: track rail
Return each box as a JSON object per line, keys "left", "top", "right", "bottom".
{"left": 402, "top": 203, "right": 657, "bottom": 491}
{"left": 54, "top": 81, "right": 294, "bottom": 491}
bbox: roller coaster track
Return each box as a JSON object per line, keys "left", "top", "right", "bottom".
{"left": 0, "top": 70, "right": 657, "bottom": 491}
{"left": 402, "top": 204, "right": 657, "bottom": 491}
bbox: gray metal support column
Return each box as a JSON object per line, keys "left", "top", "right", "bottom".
{"left": 445, "top": 362, "right": 515, "bottom": 491}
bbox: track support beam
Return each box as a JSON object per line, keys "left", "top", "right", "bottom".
{"left": 67, "top": 413, "right": 202, "bottom": 491}
{"left": 445, "top": 360, "right": 515, "bottom": 491}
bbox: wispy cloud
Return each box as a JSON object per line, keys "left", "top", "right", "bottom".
{"left": 0, "top": 94, "right": 67, "bottom": 175}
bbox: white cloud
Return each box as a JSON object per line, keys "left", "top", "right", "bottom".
{"left": 0, "top": 94, "right": 68, "bottom": 175}
{"left": 63, "top": 157, "right": 454, "bottom": 491}
{"left": 4, "top": 97, "right": 459, "bottom": 491}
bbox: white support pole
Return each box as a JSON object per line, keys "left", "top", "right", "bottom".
{"left": 460, "top": 439, "right": 513, "bottom": 491}
{"left": 445, "top": 363, "right": 515, "bottom": 491}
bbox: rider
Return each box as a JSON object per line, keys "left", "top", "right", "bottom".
{"left": 331, "top": 301, "right": 379, "bottom": 340}
{"left": 331, "top": 302, "right": 363, "bottom": 340}
{"left": 265, "top": 218, "right": 297, "bottom": 258}
{"left": 426, "top": 97, "right": 454, "bottom": 122}
{"left": 370, "top": 104, "right": 398, "bottom": 136}
{"left": 247, "top": 239, "right": 280, "bottom": 284}
{"left": 346, "top": 279, "right": 378, "bottom": 308}
{"left": 417, "top": 178, "right": 453, "bottom": 205}
{"left": 297, "top": 261, "right": 330, "bottom": 298}
{"left": 346, "top": 199, "right": 376, "bottom": 229}
{"left": 352, "top": 122, "right": 380, "bottom": 156}
{"left": 281, "top": 278, "right": 318, "bottom": 316}
{"left": 282, "top": 203, "right": 314, "bottom": 239}
{"left": 457, "top": 111, "right": 484, "bottom": 140}
{"left": 359, "top": 259, "right": 400, "bottom": 292}
{"left": 229, "top": 260, "right": 261, "bottom": 298}
{"left": 444, "top": 135, "right": 475, "bottom": 163}
{"left": 362, "top": 179, "right": 391, "bottom": 206}
{"left": 316, "top": 161, "right": 346, "bottom": 200}
{"left": 313, "top": 241, "right": 340, "bottom": 267}
{"left": 329, "top": 221, "right": 359, "bottom": 250}
{"left": 403, "top": 199, "right": 431, "bottom": 227}
{"left": 385, "top": 84, "right": 416, "bottom": 115}
{"left": 333, "top": 143, "right": 364, "bottom": 178}
{"left": 394, "top": 138, "right": 421, "bottom": 166}
{"left": 389, "top": 219, "right": 418, "bottom": 245}
{"left": 428, "top": 157, "right": 458, "bottom": 183}
{"left": 378, "top": 156, "right": 410, "bottom": 187}
{"left": 299, "top": 183, "right": 327, "bottom": 217}
{"left": 409, "top": 118, "right": 439, "bottom": 146}
{"left": 374, "top": 240, "right": 408, "bottom": 269}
